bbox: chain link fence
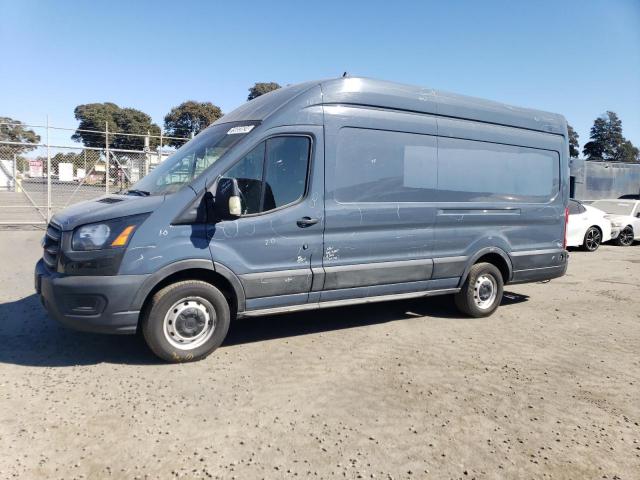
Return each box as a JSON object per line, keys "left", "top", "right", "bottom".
{"left": 0, "top": 121, "right": 189, "bottom": 225}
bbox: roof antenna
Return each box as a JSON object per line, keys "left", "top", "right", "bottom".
{"left": 342, "top": 71, "right": 348, "bottom": 77}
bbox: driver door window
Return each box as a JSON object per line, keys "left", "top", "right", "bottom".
{"left": 224, "top": 143, "right": 265, "bottom": 214}
{"left": 222, "top": 136, "right": 310, "bottom": 215}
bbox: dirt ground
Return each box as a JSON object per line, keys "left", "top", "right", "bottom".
{"left": 0, "top": 230, "right": 638, "bottom": 480}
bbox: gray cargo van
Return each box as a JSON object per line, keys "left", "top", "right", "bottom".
{"left": 35, "top": 77, "right": 569, "bottom": 362}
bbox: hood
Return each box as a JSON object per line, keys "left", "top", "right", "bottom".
{"left": 51, "top": 194, "right": 165, "bottom": 231}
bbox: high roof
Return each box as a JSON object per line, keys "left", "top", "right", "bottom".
{"left": 217, "top": 77, "right": 567, "bottom": 136}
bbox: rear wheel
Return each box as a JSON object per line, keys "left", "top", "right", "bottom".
{"left": 582, "top": 226, "right": 602, "bottom": 252}
{"left": 142, "top": 280, "right": 231, "bottom": 362}
{"left": 454, "top": 262, "right": 504, "bottom": 317}
{"left": 615, "top": 226, "right": 634, "bottom": 247}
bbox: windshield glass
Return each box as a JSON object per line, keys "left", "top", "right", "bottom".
{"left": 127, "top": 122, "right": 257, "bottom": 195}
{"left": 591, "top": 200, "right": 635, "bottom": 216}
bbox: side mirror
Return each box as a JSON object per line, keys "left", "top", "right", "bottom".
{"left": 213, "top": 177, "right": 242, "bottom": 221}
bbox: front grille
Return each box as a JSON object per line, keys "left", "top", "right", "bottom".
{"left": 42, "top": 223, "right": 62, "bottom": 270}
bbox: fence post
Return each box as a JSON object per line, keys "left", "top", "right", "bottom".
{"left": 160, "top": 128, "right": 163, "bottom": 165}
{"left": 105, "top": 122, "right": 109, "bottom": 194}
{"left": 12, "top": 153, "right": 17, "bottom": 192}
{"left": 46, "top": 115, "right": 51, "bottom": 222}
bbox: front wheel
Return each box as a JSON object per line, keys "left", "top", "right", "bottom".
{"left": 142, "top": 280, "right": 231, "bottom": 362}
{"left": 615, "top": 226, "right": 634, "bottom": 247}
{"left": 582, "top": 226, "right": 602, "bottom": 252}
{"left": 454, "top": 262, "right": 504, "bottom": 317}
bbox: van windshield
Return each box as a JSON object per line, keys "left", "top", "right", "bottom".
{"left": 125, "top": 122, "right": 257, "bottom": 195}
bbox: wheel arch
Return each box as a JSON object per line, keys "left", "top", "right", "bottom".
{"left": 458, "top": 247, "right": 513, "bottom": 287}
{"left": 133, "top": 259, "right": 246, "bottom": 319}
{"left": 587, "top": 224, "right": 603, "bottom": 239}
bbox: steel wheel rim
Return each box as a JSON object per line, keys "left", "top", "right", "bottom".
{"left": 620, "top": 228, "right": 633, "bottom": 245}
{"left": 586, "top": 228, "right": 600, "bottom": 250}
{"left": 163, "top": 297, "right": 216, "bottom": 350}
{"left": 474, "top": 274, "right": 497, "bottom": 310}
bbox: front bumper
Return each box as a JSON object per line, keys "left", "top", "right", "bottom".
{"left": 35, "top": 259, "right": 149, "bottom": 334}
{"left": 609, "top": 226, "right": 621, "bottom": 240}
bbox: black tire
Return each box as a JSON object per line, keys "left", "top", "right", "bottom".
{"left": 454, "top": 262, "right": 504, "bottom": 318}
{"left": 581, "top": 226, "right": 602, "bottom": 252}
{"left": 615, "top": 226, "right": 634, "bottom": 247}
{"left": 141, "top": 280, "right": 231, "bottom": 363}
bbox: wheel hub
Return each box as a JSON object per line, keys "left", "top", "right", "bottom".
{"left": 478, "top": 282, "right": 492, "bottom": 301}
{"left": 163, "top": 298, "right": 216, "bottom": 350}
{"left": 175, "top": 308, "right": 207, "bottom": 338}
{"left": 474, "top": 274, "right": 497, "bottom": 310}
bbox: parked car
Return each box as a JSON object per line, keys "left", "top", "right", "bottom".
{"left": 590, "top": 199, "right": 640, "bottom": 246}
{"left": 566, "top": 199, "right": 613, "bottom": 251}
{"left": 35, "top": 77, "right": 570, "bottom": 362}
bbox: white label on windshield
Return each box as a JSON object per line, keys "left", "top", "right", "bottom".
{"left": 227, "top": 125, "right": 254, "bottom": 135}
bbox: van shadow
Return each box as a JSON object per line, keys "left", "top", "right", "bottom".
{"left": 0, "top": 294, "right": 159, "bottom": 367}
{"left": 0, "top": 292, "right": 528, "bottom": 367}
{"left": 224, "top": 291, "right": 529, "bottom": 347}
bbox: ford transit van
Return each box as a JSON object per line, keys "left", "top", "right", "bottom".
{"left": 35, "top": 77, "right": 569, "bottom": 362}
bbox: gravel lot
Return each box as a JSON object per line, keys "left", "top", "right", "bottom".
{"left": 0, "top": 230, "right": 638, "bottom": 479}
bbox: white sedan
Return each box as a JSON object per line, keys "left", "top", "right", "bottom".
{"left": 590, "top": 199, "right": 640, "bottom": 247}
{"left": 566, "top": 199, "right": 613, "bottom": 251}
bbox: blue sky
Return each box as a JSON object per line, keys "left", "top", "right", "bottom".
{"left": 1, "top": 0, "right": 639, "bottom": 149}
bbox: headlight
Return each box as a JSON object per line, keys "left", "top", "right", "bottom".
{"left": 71, "top": 214, "right": 148, "bottom": 251}
{"left": 73, "top": 224, "right": 111, "bottom": 250}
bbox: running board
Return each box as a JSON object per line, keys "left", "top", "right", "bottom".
{"left": 239, "top": 288, "right": 460, "bottom": 318}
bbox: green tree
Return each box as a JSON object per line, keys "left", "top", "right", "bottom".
{"left": 0, "top": 117, "right": 41, "bottom": 158}
{"left": 163, "top": 101, "right": 223, "bottom": 147}
{"left": 247, "top": 82, "right": 281, "bottom": 101}
{"left": 582, "top": 111, "right": 638, "bottom": 162}
{"left": 619, "top": 140, "right": 639, "bottom": 163}
{"left": 567, "top": 124, "right": 579, "bottom": 158}
{"left": 72, "top": 103, "right": 161, "bottom": 150}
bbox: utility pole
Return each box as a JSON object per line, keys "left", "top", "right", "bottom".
{"left": 159, "top": 128, "right": 163, "bottom": 165}
{"left": 46, "top": 115, "right": 51, "bottom": 222}
{"left": 105, "top": 122, "right": 109, "bottom": 194}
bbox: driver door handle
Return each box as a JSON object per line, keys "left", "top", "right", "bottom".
{"left": 296, "top": 216, "right": 319, "bottom": 228}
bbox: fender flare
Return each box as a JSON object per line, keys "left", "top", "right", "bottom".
{"left": 213, "top": 261, "right": 246, "bottom": 312}
{"left": 458, "top": 247, "right": 513, "bottom": 287}
{"left": 131, "top": 259, "right": 246, "bottom": 313}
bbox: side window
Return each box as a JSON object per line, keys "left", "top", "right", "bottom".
{"left": 436, "top": 137, "right": 559, "bottom": 202}
{"left": 264, "top": 137, "right": 310, "bottom": 210}
{"left": 334, "top": 128, "right": 437, "bottom": 202}
{"left": 224, "top": 142, "right": 265, "bottom": 214}
{"left": 334, "top": 127, "right": 559, "bottom": 203}
{"left": 222, "top": 136, "right": 310, "bottom": 215}
{"left": 568, "top": 200, "right": 580, "bottom": 215}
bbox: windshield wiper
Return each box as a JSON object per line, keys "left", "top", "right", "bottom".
{"left": 125, "top": 189, "right": 151, "bottom": 197}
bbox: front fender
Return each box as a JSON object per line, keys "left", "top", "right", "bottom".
{"left": 130, "top": 259, "right": 246, "bottom": 313}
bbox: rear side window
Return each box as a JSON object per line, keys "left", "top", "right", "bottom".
{"left": 333, "top": 128, "right": 560, "bottom": 203}
{"left": 334, "top": 128, "right": 437, "bottom": 202}
{"left": 568, "top": 200, "right": 586, "bottom": 214}
{"left": 223, "top": 136, "right": 310, "bottom": 214}
{"left": 437, "top": 137, "right": 559, "bottom": 202}
{"left": 568, "top": 200, "right": 581, "bottom": 215}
